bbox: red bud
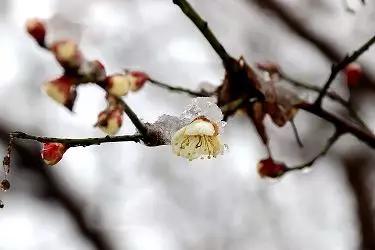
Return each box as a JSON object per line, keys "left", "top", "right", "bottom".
{"left": 257, "top": 158, "right": 287, "bottom": 178}
{"left": 41, "top": 143, "right": 68, "bottom": 166}
{"left": 129, "top": 71, "right": 149, "bottom": 91}
{"left": 26, "top": 18, "right": 46, "bottom": 47}
{"left": 344, "top": 63, "right": 362, "bottom": 88}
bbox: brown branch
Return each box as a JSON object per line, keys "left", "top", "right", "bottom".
{"left": 315, "top": 35, "right": 375, "bottom": 106}
{"left": 10, "top": 131, "right": 143, "bottom": 148}
{"left": 0, "top": 127, "right": 114, "bottom": 250}
{"left": 279, "top": 71, "right": 371, "bottom": 132}
{"left": 149, "top": 78, "right": 210, "bottom": 97}
{"left": 170, "top": 0, "right": 375, "bottom": 151}
{"left": 250, "top": 0, "right": 375, "bottom": 89}
{"left": 297, "top": 102, "right": 375, "bottom": 149}
{"left": 172, "top": 0, "right": 235, "bottom": 68}
{"left": 287, "top": 130, "right": 341, "bottom": 171}
{"left": 343, "top": 156, "right": 375, "bottom": 250}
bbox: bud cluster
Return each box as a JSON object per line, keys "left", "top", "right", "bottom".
{"left": 25, "top": 18, "right": 152, "bottom": 166}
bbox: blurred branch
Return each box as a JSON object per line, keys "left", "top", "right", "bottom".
{"left": 250, "top": 0, "right": 375, "bottom": 89}
{"left": 0, "top": 126, "right": 114, "bottom": 250}
{"left": 343, "top": 155, "right": 375, "bottom": 250}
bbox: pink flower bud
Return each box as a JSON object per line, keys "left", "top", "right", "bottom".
{"left": 103, "top": 74, "right": 131, "bottom": 97}
{"left": 344, "top": 63, "right": 362, "bottom": 88}
{"left": 41, "top": 143, "right": 68, "bottom": 166}
{"left": 257, "top": 158, "right": 287, "bottom": 178}
{"left": 128, "top": 71, "right": 149, "bottom": 92}
{"left": 95, "top": 107, "right": 124, "bottom": 135}
{"left": 26, "top": 18, "right": 46, "bottom": 47}
{"left": 50, "top": 40, "right": 83, "bottom": 69}
{"left": 43, "top": 75, "right": 77, "bottom": 110}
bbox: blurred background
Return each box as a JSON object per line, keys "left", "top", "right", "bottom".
{"left": 0, "top": 0, "right": 375, "bottom": 249}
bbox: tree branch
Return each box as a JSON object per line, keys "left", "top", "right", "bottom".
{"left": 297, "top": 102, "right": 375, "bottom": 148}
{"left": 148, "top": 78, "right": 210, "bottom": 97}
{"left": 279, "top": 71, "right": 371, "bottom": 132}
{"left": 172, "top": 0, "right": 234, "bottom": 67}
{"left": 287, "top": 130, "right": 341, "bottom": 171}
{"left": 315, "top": 35, "right": 375, "bottom": 106}
{"left": 10, "top": 131, "right": 143, "bottom": 148}
{"left": 0, "top": 127, "right": 114, "bottom": 250}
{"left": 250, "top": 0, "right": 375, "bottom": 89}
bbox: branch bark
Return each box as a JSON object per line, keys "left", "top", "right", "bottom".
{"left": 0, "top": 126, "right": 114, "bottom": 250}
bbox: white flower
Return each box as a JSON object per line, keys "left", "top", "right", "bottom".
{"left": 172, "top": 117, "right": 223, "bottom": 161}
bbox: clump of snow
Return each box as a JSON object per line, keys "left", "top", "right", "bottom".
{"left": 146, "top": 97, "right": 225, "bottom": 145}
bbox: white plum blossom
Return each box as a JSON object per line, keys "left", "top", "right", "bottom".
{"left": 171, "top": 117, "right": 224, "bottom": 161}
{"left": 147, "top": 97, "right": 226, "bottom": 160}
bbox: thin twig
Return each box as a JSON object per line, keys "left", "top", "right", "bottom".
{"left": 280, "top": 71, "right": 371, "bottom": 132}
{"left": 315, "top": 35, "right": 375, "bottom": 106}
{"left": 286, "top": 130, "right": 342, "bottom": 171}
{"left": 10, "top": 132, "right": 143, "bottom": 148}
{"left": 290, "top": 119, "right": 304, "bottom": 147}
{"left": 297, "top": 102, "right": 375, "bottom": 148}
{"left": 148, "top": 78, "right": 210, "bottom": 97}
{"left": 0, "top": 127, "right": 115, "bottom": 250}
{"left": 250, "top": 0, "right": 375, "bottom": 90}
{"left": 171, "top": 0, "right": 375, "bottom": 147}
{"left": 172, "top": 0, "right": 234, "bottom": 67}
{"left": 118, "top": 100, "right": 148, "bottom": 137}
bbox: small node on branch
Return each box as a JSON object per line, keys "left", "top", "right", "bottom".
{"left": 0, "top": 179, "right": 10, "bottom": 192}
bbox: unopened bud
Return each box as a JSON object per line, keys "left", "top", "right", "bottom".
{"left": 95, "top": 107, "right": 124, "bottom": 135}
{"left": 103, "top": 74, "right": 131, "bottom": 97}
{"left": 128, "top": 71, "right": 149, "bottom": 92}
{"left": 41, "top": 142, "right": 68, "bottom": 166}
{"left": 257, "top": 158, "right": 287, "bottom": 178}
{"left": 26, "top": 18, "right": 46, "bottom": 47}
{"left": 50, "top": 40, "right": 83, "bottom": 68}
{"left": 344, "top": 63, "right": 362, "bottom": 88}
{"left": 43, "top": 75, "right": 77, "bottom": 110}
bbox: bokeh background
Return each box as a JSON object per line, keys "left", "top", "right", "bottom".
{"left": 0, "top": 0, "right": 375, "bottom": 249}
